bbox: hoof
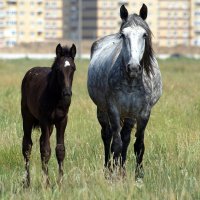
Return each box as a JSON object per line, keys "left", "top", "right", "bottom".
{"left": 42, "top": 175, "right": 50, "bottom": 188}
{"left": 22, "top": 172, "right": 30, "bottom": 188}
{"left": 120, "top": 166, "right": 126, "bottom": 178}
{"left": 103, "top": 167, "right": 112, "bottom": 180}
{"left": 57, "top": 175, "right": 63, "bottom": 188}
{"left": 111, "top": 139, "right": 122, "bottom": 157}
{"left": 135, "top": 166, "right": 144, "bottom": 180}
{"left": 22, "top": 178, "right": 30, "bottom": 188}
{"left": 135, "top": 178, "right": 144, "bottom": 188}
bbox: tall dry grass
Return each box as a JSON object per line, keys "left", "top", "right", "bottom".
{"left": 0, "top": 58, "right": 200, "bottom": 199}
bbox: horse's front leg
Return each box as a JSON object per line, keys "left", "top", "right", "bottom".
{"left": 134, "top": 115, "right": 149, "bottom": 181}
{"left": 108, "top": 105, "right": 122, "bottom": 167}
{"left": 97, "top": 108, "right": 112, "bottom": 170}
{"left": 40, "top": 123, "right": 52, "bottom": 186}
{"left": 120, "top": 118, "right": 135, "bottom": 176}
{"left": 55, "top": 117, "right": 67, "bottom": 184}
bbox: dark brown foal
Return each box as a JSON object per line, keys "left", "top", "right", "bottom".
{"left": 21, "top": 43, "right": 76, "bottom": 187}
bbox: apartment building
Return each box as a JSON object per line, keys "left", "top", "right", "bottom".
{"left": 0, "top": 1, "right": 6, "bottom": 47}
{"left": 17, "top": 0, "right": 45, "bottom": 44}
{"left": 0, "top": 0, "right": 63, "bottom": 47}
{"left": 64, "top": 0, "right": 119, "bottom": 40}
{"left": 192, "top": 0, "right": 200, "bottom": 45}
{"left": 1, "top": 0, "right": 200, "bottom": 48}
{"left": 65, "top": 0, "right": 200, "bottom": 47}
{"left": 64, "top": 0, "right": 159, "bottom": 44}
{"left": 158, "top": 0, "right": 191, "bottom": 47}
{"left": 45, "top": 0, "right": 63, "bottom": 41}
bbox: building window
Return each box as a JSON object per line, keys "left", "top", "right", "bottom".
{"left": 38, "top": 31, "right": 42, "bottom": 36}
{"left": 6, "top": 41, "right": 16, "bottom": 47}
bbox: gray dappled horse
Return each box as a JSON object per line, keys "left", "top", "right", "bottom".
{"left": 87, "top": 4, "right": 162, "bottom": 180}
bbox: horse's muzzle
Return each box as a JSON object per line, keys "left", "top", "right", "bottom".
{"left": 62, "top": 88, "right": 72, "bottom": 97}
{"left": 126, "top": 64, "right": 142, "bottom": 78}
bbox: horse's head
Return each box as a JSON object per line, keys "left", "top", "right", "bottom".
{"left": 52, "top": 43, "right": 76, "bottom": 98}
{"left": 119, "top": 4, "right": 154, "bottom": 78}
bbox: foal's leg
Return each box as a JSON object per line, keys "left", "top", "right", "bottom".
{"left": 22, "top": 109, "right": 34, "bottom": 187}
{"left": 120, "top": 118, "right": 135, "bottom": 173}
{"left": 40, "top": 123, "right": 51, "bottom": 186}
{"left": 134, "top": 116, "right": 149, "bottom": 181}
{"left": 55, "top": 117, "right": 67, "bottom": 184}
{"left": 108, "top": 106, "right": 122, "bottom": 166}
{"left": 97, "top": 109, "right": 112, "bottom": 169}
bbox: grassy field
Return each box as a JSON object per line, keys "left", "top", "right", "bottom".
{"left": 0, "top": 58, "right": 200, "bottom": 200}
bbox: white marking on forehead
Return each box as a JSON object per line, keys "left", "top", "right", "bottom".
{"left": 64, "top": 61, "right": 70, "bottom": 67}
{"left": 122, "top": 26, "right": 146, "bottom": 65}
{"left": 122, "top": 26, "right": 145, "bottom": 35}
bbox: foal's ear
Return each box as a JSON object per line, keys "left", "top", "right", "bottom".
{"left": 140, "top": 4, "right": 148, "bottom": 20}
{"left": 120, "top": 5, "right": 128, "bottom": 21}
{"left": 56, "top": 43, "right": 62, "bottom": 57}
{"left": 70, "top": 44, "right": 76, "bottom": 59}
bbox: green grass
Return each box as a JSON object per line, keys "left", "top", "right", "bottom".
{"left": 0, "top": 58, "right": 200, "bottom": 199}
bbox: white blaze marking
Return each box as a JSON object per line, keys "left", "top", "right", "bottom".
{"left": 64, "top": 61, "right": 70, "bottom": 67}
{"left": 122, "top": 26, "right": 146, "bottom": 64}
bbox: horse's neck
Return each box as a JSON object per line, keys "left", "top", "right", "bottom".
{"left": 47, "top": 72, "right": 62, "bottom": 100}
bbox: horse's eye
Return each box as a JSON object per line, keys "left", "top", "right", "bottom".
{"left": 120, "top": 33, "right": 125, "bottom": 39}
{"left": 143, "top": 33, "right": 147, "bottom": 39}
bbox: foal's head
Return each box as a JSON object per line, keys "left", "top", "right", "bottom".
{"left": 119, "top": 4, "right": 154, "bottom": 78}
{"left": 51, "top": 43, "right": 76, "bottom": 98}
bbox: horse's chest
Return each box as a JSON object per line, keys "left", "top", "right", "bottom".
{"left": 115, "top": 90, "right": 148, "bottom": 117}
{"left": 50, "top": 102, "right": 69, "bottom": 123}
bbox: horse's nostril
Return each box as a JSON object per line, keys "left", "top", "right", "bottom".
{"left": 127, "top": 64, "right": 131, "bottom": 72}
{"left": 62, "top": 89, "right": 72, "bottom": 97}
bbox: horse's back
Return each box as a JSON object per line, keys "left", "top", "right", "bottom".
{"left": 90, "top": 34, "right": 121, "bottom": 61}
{"left": 21, "top": 67, "right": 51, "bottom": 119}
{"left": 22, "top": 67, "right": 50, "bottom": 99}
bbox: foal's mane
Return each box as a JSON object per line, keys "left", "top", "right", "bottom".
{"left": 120, "top": 14, "right": 154, "bottom": 76}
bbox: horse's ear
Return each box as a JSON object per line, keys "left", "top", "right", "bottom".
{"left": 120, "top": 5, "right": 128, "bottom": 21}
{"left": 56, "top": 43, "right": 62, "bottom": 57}
{"left": 140, "top": 4, "right": 148, "bottom": 20}
{"left": 70, "top": 44, "right": 76, "bottom": 59}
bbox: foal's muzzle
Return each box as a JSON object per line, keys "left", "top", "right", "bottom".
{"left": 62, "top": 88, "right": 72, "bottom": 97}
{"left": 126, "top": 64, "right": 142, "bottom": 78}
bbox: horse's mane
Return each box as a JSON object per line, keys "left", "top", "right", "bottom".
{"left": 120, "top": 14, "right": 154, "bottom": 76}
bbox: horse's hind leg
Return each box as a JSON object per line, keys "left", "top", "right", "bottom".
{"left": 22, "top": 109, "right": 33, "bottom": 187}
{"left": 55, "top": 117, "right": 67, "bottom": 184}
{"left": 120, "top": 118, "right": 136, "bottom": 175}
{"left": 134, "top": 116, "right": 149, "bottom": 181}
{"left": 97, "top": 108, "right": 112, "bottom": 169}
{"left": 40, "top": 123, "right": 52, "bottom": 186}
